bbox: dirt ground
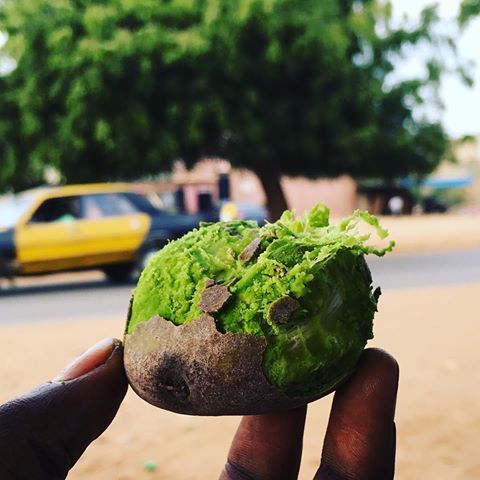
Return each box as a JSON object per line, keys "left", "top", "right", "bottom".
{"left": 1, "top": 282, "right": 479, "bottom": 479}
{"left": 373, "top": 213, "right": 480, "bottom": 254}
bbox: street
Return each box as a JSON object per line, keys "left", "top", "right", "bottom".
{"left": 1, "top": 249, "right": 480, "bottom": 324}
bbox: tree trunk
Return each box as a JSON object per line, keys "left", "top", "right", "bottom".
{"left": 252, "top": 162, "right": 289, "bottom": 221}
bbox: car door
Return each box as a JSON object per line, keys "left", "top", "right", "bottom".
{"left": 16, "top": 195, "right": 84, "bottom": 274}
{"left": 74, "top": 192, "right": 150, "bottom": 267}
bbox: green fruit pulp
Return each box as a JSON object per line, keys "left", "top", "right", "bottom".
{"left": 127, "top": 204, "right": 393, "bottom": 397}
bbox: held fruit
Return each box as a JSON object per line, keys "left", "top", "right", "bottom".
{"left": 124, "top": 204, "right": 394, "bottom": 415}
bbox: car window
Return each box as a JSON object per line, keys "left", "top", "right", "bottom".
{"left": 80, "top": 193, "right": 137, "bottom": 219}
{"left": 29, "top": 196, "right": 81, "bottom": 224}
{"left": 123, "top": 192, "right": 165, "bottom": 214}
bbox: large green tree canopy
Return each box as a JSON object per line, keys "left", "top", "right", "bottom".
{"left": 0, "top": 0, "right": 457, "bottom": 217}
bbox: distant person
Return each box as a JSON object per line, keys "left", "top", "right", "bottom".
{"left": 388, "top": 196, "right": 404, "bottom": 216}
{"left": 220, "top": 201, "right": 238, "bottom": 221}
{"left": 58, "top": 197, "right": 81, "bottom": 221}
{"left": 0, "top": 339, "right": 398, "bottom": 479}
{"left": 55, "top": 212, "right": 76, "bottom": 222}
{"left": 83, "top": 196, "right": 103, "bottom": 219}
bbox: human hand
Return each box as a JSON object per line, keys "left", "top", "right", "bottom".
{"left": 0, "top": 338, "right": 127, "bottom": 479}
{"left": 0, "top": 343, "right": 397, "bottom": 480}
{"left": 220, "top": 348, "right": 399, "bottom": 480}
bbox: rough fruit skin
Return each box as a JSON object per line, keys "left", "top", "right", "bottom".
{"left": 124, "top": 315, "right": 343, "bottom": 415}
{"left": 125, "top": 204, "right": 393, "bottom": 411}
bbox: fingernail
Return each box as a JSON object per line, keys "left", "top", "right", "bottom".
{"left": 54, "top": 338, "right": 121, "bottom": 382}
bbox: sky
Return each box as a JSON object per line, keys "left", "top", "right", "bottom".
{"left": 390, "top": 0, "right": 480, "bottom": 138}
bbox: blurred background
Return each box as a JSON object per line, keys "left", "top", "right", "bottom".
{"left": 0, "top": 0, "right": 479, "bottom": 479}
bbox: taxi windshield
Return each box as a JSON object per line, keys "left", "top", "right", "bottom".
{"left": 0, "top": 192, "right": 36, "bottom": 229}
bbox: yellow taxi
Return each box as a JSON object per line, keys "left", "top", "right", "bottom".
{"left": 0, "top": 183, "right": 199, "bottom": 284}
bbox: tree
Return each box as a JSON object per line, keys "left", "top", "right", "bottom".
{"left": 459, "top": 0, "right": 480, "bottom": 25}
{"left": 0, "top": 76, "right": 47, "bottom": 191}
{"left": 204, "top": 1, "right": 453, "bottom": 216}
{"left": 0, "top": 0, "right": 455, "bottom": 218}
{"left": 0, "top": 0, "right": 222, "bottom": 188}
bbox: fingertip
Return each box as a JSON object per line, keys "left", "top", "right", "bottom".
{"left": 316, "top": 348, "right": 399, "bottom": 480}
{"left": 84, "top": 338, "right": 128, "bottom": 396}
{"left": 102, "top": 338, "right": 125, "bottom": 372}
{"left": 360, "top": 348, "right": 399, "bottom": 379}
{"left": 54, "top": 338, "right": 123, "bottom": 382}
{"left": 345, "top": 348, "right": 399, "bottom": 414}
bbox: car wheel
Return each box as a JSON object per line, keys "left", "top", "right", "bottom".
{"left": 103, "top": 263, "right": 135, "bottom": 284}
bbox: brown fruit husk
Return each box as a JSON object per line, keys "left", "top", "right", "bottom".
{"left": 124, "top": 315, "right": 337, "bottom": 416}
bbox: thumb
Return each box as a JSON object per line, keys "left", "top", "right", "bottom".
{"left": 0, "top": 338, "right": 128, "bottom": 480}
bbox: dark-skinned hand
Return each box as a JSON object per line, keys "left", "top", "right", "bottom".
{"left": 0, "top": 339, "right": 398, "bottom": 480}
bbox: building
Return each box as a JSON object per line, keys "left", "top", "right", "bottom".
{"left": 170, "top": 159, "right": 357, "bottom": 217}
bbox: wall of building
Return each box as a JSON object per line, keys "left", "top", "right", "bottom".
{"left": 230, "top": 169, "right": 357, "bottom": 216}
{"left": 443, "top": 136, "right": 480, "bottom": 204}
{"left": 173, "top": 159, "right": 358, "bottom": 217}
